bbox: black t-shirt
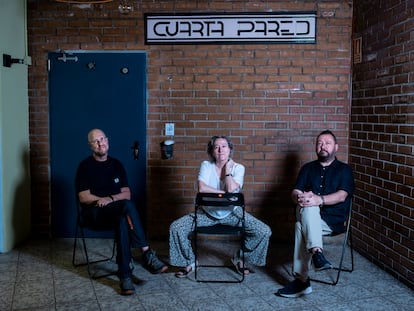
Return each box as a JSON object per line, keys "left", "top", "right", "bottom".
{"left": 75, "top": 155, "right": 129, "bottom": 200}
{"left": 294, "top": 158, "right": 355, "bottom": 233}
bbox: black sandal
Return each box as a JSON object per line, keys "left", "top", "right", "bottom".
{"left": 236, "top": 264, "right": 250, "bottom": 275}
{"left": 231, "top": 257, "right": 250, "bottom": 275}
{"left": 175, "top": 263, "right": 195, "bottom": 278}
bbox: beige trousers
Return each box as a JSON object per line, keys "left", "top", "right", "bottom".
{"left": 293, "top": 205, "right": 332, "bottom": 281}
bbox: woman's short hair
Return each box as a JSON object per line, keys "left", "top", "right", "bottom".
{"left": 207, "top": 135, "right": 234, "bottom": 161}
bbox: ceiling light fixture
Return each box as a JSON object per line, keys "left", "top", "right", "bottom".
{"left": 118, "top": 0, "right": 133, "bottom": 13}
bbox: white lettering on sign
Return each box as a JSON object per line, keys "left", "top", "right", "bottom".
{"left": 145, "top": 13, "right": 316, "bottom": 44}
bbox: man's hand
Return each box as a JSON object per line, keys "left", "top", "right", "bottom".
{"left": 297, "top": 191, "right": 322, "bottom": 208}
{"left": 95, "top": 196, "right": 113, "bottom": 207}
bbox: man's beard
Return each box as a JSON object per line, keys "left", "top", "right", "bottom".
{"left": 94, "top": 149, "right": 107, "bottom": 158}
{"left": 317, "top": 150, "right": 332, "bottom": 162}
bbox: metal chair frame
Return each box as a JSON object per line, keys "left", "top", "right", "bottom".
{"left": 194, "top": 192, "right": 246, "bottom": 283}
{"left": 310, "top": 199, "right": 354, "bottom": 285}
{"left": 72, "top": 199, "right": 117, "bottom": 279}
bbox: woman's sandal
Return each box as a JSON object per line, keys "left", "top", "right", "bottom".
{"left": 175, "top": 263, "right": 195, "bottom": 278}
{"left": 231, "top": 257, "right": 250, "bottom": 275}
{"left": 236, "top": 264, "right": 250, "bottom": 275}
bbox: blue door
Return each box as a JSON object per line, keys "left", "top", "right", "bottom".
{"left": 49, "top": 51, "right": 147, "bottom": 237}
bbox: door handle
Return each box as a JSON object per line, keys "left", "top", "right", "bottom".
{"left": 131, "top": 141, "right": 139, "bottom": 160}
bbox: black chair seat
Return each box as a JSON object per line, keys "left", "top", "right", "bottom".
{"left": 197, "top": 224, "right": 243, "bottom": 235}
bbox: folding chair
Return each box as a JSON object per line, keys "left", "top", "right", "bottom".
{"left": 72, "top": 198, "right": 117, "bottom": 279}
{"left": 194, "top": 192, "right": 245, "bottom": 283}
{"left": 310, "top": 199, "right": 354, "bottom": 285}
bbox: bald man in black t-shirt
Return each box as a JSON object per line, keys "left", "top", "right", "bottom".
{"left": 75, "top": 128, "right": 168, "bottom": 295}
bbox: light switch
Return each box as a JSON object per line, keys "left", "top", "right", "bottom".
{"left": 165, "top": 123, "right": 175, "bottom": 136}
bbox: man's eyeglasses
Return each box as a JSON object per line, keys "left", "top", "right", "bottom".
{"left": 89, "top": 136, "right": 108, "bottom": 146}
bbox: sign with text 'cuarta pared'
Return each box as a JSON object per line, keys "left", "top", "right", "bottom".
{"left": 145, "top": 12, "right": 316, "bottom": 45}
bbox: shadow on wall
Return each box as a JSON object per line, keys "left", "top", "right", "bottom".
{"left": 258, "top": 151, "right": 300, "bottom": 244}
{"left": 252, "top": 151, "right": 300, "bottom": 285}
{"left": 147, "top": 161, "right": 196, "bottom": 239}
{"left": 12, "top": 147, "right": 31, "bottom": 249}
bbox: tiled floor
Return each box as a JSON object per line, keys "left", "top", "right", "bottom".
{"left": 0, "top": 236, "right": 412, "bottom": 311}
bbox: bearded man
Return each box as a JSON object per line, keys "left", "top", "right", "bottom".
{"left": 276, "top": 130, "right": 355, "bottom": 298}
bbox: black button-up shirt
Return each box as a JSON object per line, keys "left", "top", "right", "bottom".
{"left": 294, "top": 158, "right": 355, "bottom": 233}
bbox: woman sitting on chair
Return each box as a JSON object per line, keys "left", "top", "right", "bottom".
{"left": 169, "top": 135, "right": 272, "bottom": 277}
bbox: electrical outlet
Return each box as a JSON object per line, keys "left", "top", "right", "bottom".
{"left": 165, "top": 123, "right": 175, "bottom": 136}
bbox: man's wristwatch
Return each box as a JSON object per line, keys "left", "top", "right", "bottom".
{"left": 319, "top": 195, "right": 324, "bottom": 207}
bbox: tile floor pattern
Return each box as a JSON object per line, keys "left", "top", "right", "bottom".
{"left": 0, "top": 237, "right": 413, "bottom": 311}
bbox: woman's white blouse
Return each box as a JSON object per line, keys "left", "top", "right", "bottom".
{"left": 198, "top": 160, "right": 245, "bottom": 219}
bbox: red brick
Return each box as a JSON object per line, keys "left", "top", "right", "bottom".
{"left": 352, "top": 0, "right": 413, "bottom": 288}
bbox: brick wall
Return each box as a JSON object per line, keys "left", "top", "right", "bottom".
{"left": 27, "top": 0, "right": 353, "bottom": 244}
{"left": 352, "top": 0, "right": 414, "bottom": 289}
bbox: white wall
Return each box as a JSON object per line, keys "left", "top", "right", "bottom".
{"left": 0, "top": 0, "right": 31, "bottom": 252}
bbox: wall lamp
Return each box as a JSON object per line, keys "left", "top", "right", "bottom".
{"left": 3, "top": 54, "right": 25, "bottom": 68}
